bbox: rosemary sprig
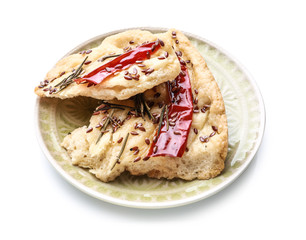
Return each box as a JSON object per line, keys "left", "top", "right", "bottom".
{"left": 133, "top": 94, "right": 142, "bottom": 119}
{"left": 133, "top": 93, "right": 153, "bottom": 121}
{"left": 94, "top": 105, "right": 125, "bottom": 112}
{"left": 98, "top": 101, "right": 134, "bottom": 110}
{"left": 54, "top": 56, "right": 88, "bottom": 93}
{"left": 139, "top": 96, "right": 145, "bottom": 120}
{"left": 157, "top": 105, "right": 166, "bottom": 138}
{"left": 110, "top": 132, "right": 129, "bottom": 170}
{"left": 141, "top": 94, "right": 153, "bottom": 120}
{"left": 99, "top": 53, "right": 122, "bottom": 62}
{"left": 96, "top": 109, "right": 114, "bottom": 144}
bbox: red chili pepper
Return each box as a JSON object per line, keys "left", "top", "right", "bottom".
{"left": 147, "top": 59, "right": 193, "bottom": 158}
{"left": 74, "top": 41, "right": 161, "bottom": 85}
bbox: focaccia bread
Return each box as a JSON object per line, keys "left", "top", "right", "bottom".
{"left": 34, "top": 30, "right": 181, "bottom": 100}
{"left": 61, "top": 29, "right": 228, "bottom": 182}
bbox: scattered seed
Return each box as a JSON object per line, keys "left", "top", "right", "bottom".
{"left": 143, "top": 156, "right": 150, "bottom": 161}
{"left": 142, "top": 68, "right": 154, "bottom": 75}
{"left": 175, "top": 40, "right": 179, "bottom": 44}
{"left": 169, "top": 122, "right": 176, "bottom": 127}
{"left": 134, "top": 156, "right": 141, "bottom": 162}
{"left": 212, "top": 126, "right": 218, "bottom": 132}
{"left": 199, "top": 136, "right": 209, "bottom": 143}
{"left": 175, "top": 51, "right": 182, "bottom": 57}
{"left": 129, "top": 40, "right": 134, "bottom": 44}
{"left": 153, "top": 146, "right": 158, "bottom": 154}
{"left": 193, "top": 128, "right": 198, "bottom": 134}
{"left": 123, "top": 46, "right": 131, "bottom": 52}
{"left": 209, "top": 131, "right": 216, "bottom": 137}
{"left": 138, "top": 126, "right": 146, "bottom": 132}
{"left": 145, "top": 138, "right": 150, "bottom": 145}
{"left": 194, "top": 89, "right": 198, "bottom": 94}
{"left": 84, "top": 60, "right": 92, "bottom": 65}
{"left": 130, "top": 146, "right": 139, "bottom": 151}
{"left": 132, "top": 67, "right": 138, "bottom": 75}
{"left": 130, "top": 131, "right": 139, "bottom": 135}
{"left": 180, "top": 59, "right": 186, "bottom": 65}
{"left": 133, "top": 149, "right": 139, "bottom": 155}
{"left": 158, "top": 39, "right": 164, "bottom": 46}
{"left": 114, "top": 64, "right": 122, "bottom": 69}
{"left": 117, "top": 137, "right": 123, "bottom": 143}
{"left": 105, "top": 67, "right": 112, "bottom": 72}
{"left": 151, "top": 44, "right": 156, "bottom": 52}
{"left": 132, "top": 74, "right": 140, "bottom": 80}
{"left": 124, "top": 75, "right": 133, "bottom": 80}
{"left": 93, "top": 111, "right": 100, "bottom": 116}
{"left": 86, "top": 127, "right": 93, "bottom": 133}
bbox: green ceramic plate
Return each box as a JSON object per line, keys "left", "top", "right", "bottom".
{"left": 35, "top": 27, "right": 265, "bottom": 208}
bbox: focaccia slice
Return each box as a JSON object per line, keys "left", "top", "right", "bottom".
{"left": 61, "top": 29, "right": 228, "bottom": 182}
{"left": 34, "top": 30, "right": 181, "bottom": 100}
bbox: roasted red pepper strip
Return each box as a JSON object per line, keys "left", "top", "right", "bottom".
{"left": 74, "top": 41, "right": 161, "bottom": 85}
{"left": 147, "top": 59, "right": 193, "bottom": 158}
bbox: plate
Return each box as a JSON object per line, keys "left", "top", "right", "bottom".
{"left": 35, "top": 27, "right": 265, "bottom": 208}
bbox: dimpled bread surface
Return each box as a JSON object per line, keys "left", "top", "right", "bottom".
{"left": 61, "top": 29, "right": 228, "bottom": 182}
{"left": 35, "top": 30, "right": 181, "bottom": 100}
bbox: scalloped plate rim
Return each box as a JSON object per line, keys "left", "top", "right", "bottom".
{"left": 35, "top": 27, "right": 265, "bottom": 209}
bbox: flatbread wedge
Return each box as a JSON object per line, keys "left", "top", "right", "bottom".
{"left": 61, "top": 29, "right": 228, "bottom": 182}
{"left": 34, "top": 30, "right": 181, "bottom": 100}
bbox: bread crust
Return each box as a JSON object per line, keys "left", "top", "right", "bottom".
{"left": 61, "top": 29, "right": 228, "bottom": 182}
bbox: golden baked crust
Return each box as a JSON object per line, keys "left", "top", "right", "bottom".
{"left": 35, "top": 30, "right": 181, "bottom": 100}
{"left": 61, "top": 29, "right": 228, "bottom": 182}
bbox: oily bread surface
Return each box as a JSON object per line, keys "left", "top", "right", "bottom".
{"left": 61, "top": 29, "right": 228, "bottom": 182}
{"left": 35, "top": 30, "right": 181, "bottom": 100}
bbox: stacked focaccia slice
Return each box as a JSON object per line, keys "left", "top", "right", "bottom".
{"left": 35, "top": 29, "right": 228, "bottom": 182}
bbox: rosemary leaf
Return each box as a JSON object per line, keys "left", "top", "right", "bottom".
{"left": 54, "top": 56, "right": 88, "bottom": 93}
{"left": 157, "top": 105, "right": 166, "bottom": 138}
{"left": 165, "top": 105, "right": 169, "bottom": 131}
{"left": 96, "top": 109, "right": 114, "bottom": 144}
{"left": 100, "top": 101, "right": 134, "bottom": 109}
{"left": 111, "top": 132, "right": 129, "bottom": 170}
{"left": 141, "top": 93, "right": 153, "bottom": 120}
{"left": 100, "top": 54, "right": 122, "bottom": 62}
{"left": 140, "top": 97, "right": 145, "bottom": 121}
{"left": 134, "top": 94, "right": 141, "bottom": 117}
{"left": 94, "top": 106, "right": 124, "bottom": 113}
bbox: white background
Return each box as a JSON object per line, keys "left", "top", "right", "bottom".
{"left": 1, "top": 0, "right": 305, "bottom": 239}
